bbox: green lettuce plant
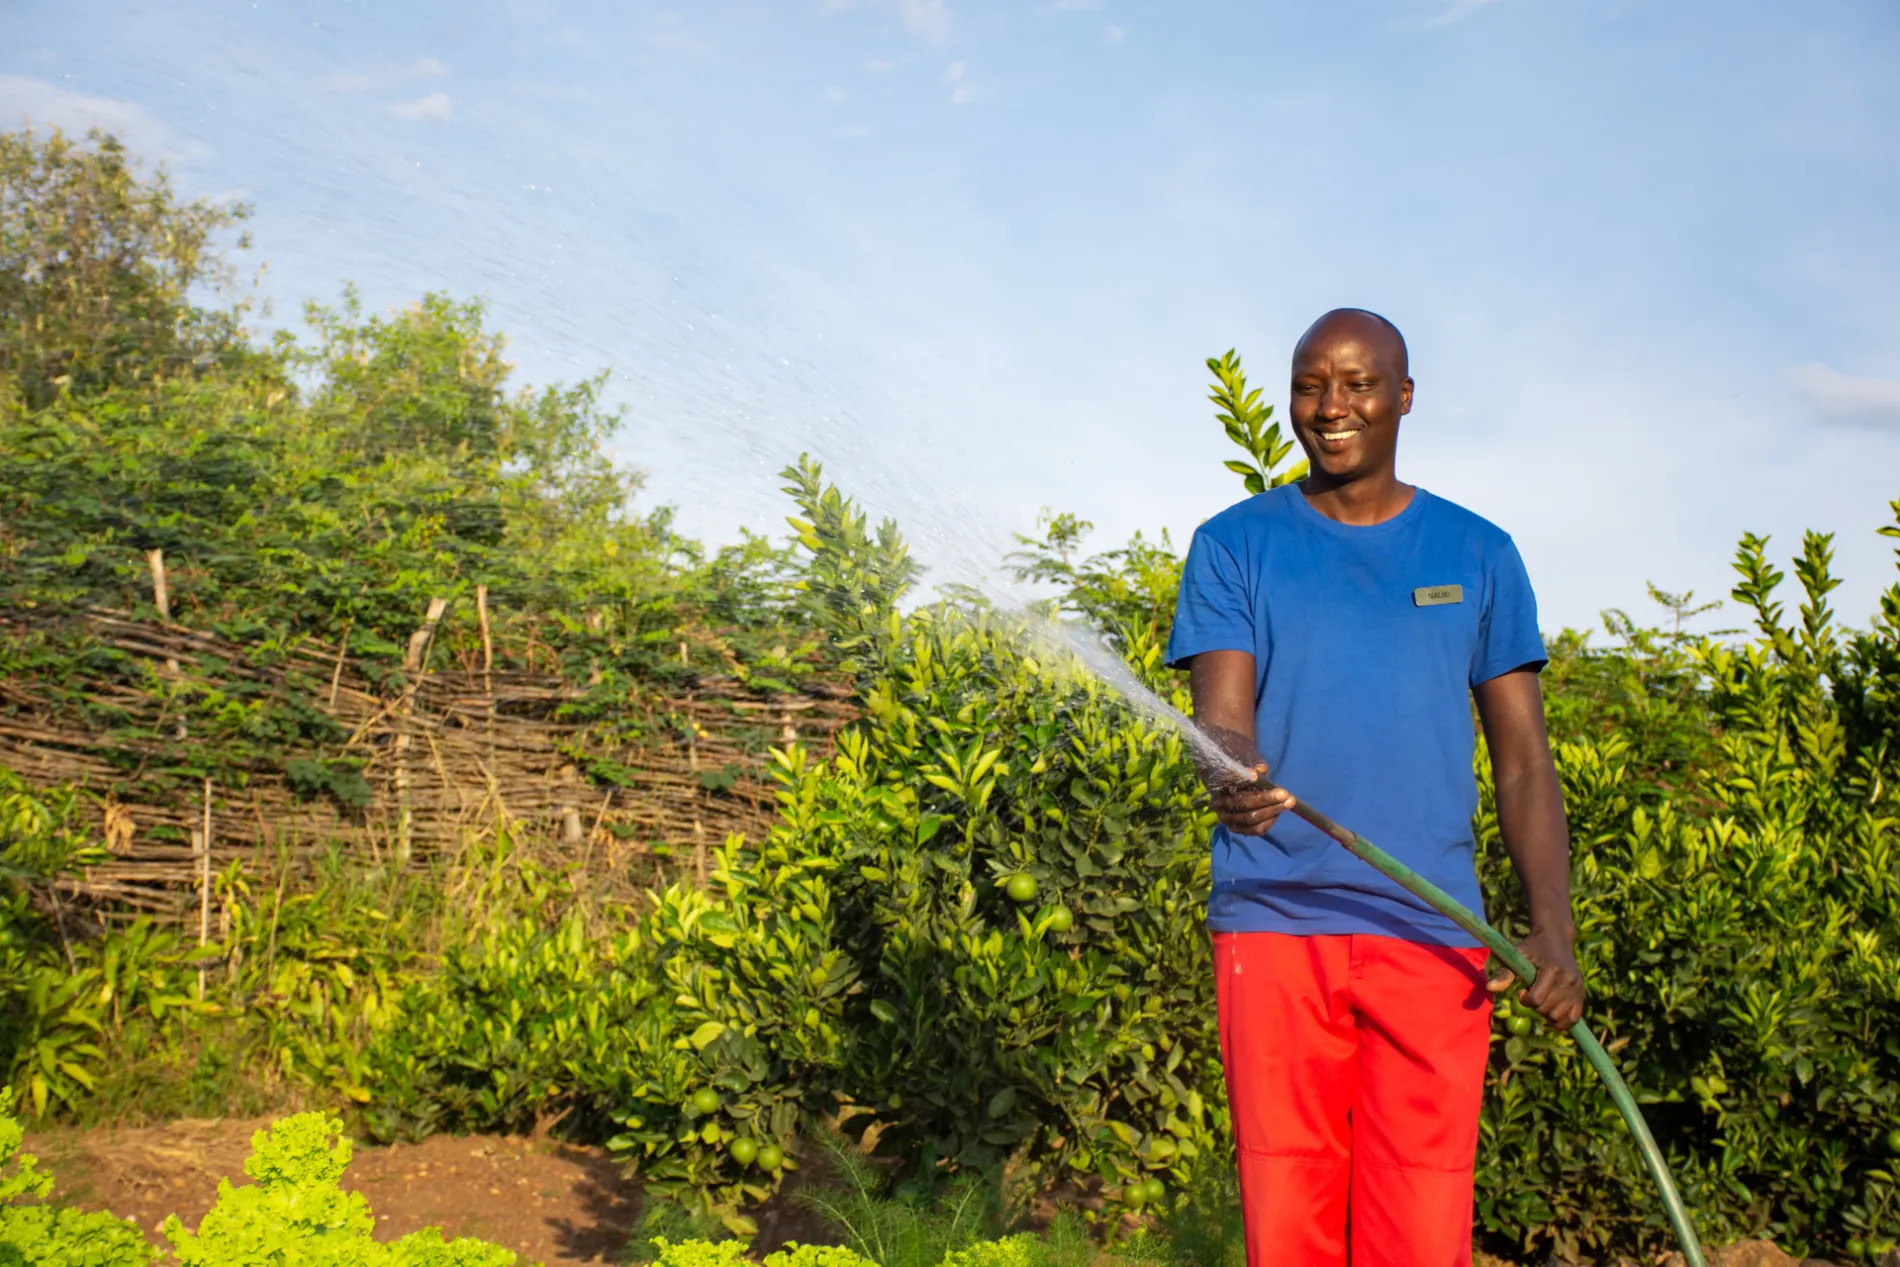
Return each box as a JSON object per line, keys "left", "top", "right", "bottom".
{"left": 0, "top": 1091, "right": 154, "bottom": 1266}
{"left": 160, "top": 1112, "right": 520, "bottom": 1266}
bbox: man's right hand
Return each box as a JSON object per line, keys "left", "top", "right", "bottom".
{"left": 1208, "top": 772, "right": 1294, "bottom": 838}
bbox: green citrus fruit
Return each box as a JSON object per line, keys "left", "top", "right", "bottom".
{"left": 756, "top": 1144, "right": 784, "bottom": 1171}
{"left": 1141, "top": 1178, "right": 1166, "bottom": 1203}
{"left": 1047, "top": 905, "right": 1074, "bottom": 933}
{"left": 691, "top": 1088, "right": 721, "bottom": 1115}
{"left": 729, "top": 1137, "right": 759, "bottom": 1166}
{"left": 1887, "top": 1127, "right": 1900, "bottom": 1154}
{"left": 1122, "top": 1184, "right": 1148, "bottom": 1208}
{"left": 1507, "top": 1012, "right": 1534, "bottom": 1037}
{"left": 1005, "top": 874, "right": 1039, "bottom": 903}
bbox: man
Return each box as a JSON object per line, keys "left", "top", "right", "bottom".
{"left": 1166, "top": 309, "right": 1584, "bottom": 1266}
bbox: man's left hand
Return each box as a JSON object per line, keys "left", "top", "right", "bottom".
{"left": 1486, "top": 925, "right": 1585, "bottom": 1030}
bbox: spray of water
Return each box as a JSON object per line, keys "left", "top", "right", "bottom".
{"left": 1015, "top": 615, "right": 1254, "bottom": 785}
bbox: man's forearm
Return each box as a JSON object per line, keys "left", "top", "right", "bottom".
{"left": 1494, "top": 761, "right": 1574, "bottom": 933}
{"left": 1188, "top": 652, "right": 1266, "bottom": 790}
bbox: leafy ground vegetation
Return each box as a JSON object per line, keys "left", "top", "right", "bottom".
{"left": 2, "top": 1096, "right": 1185, "bottom": 1267}
{"left": 2, "top": 126, "right": 1899, "bottom": 1263}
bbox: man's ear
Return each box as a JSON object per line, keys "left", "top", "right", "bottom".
{"left": 1400, "top": 376, "right": 1415, "bottom": 416}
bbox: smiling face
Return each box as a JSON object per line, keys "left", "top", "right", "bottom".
{"left": 1288, "top": 310, "right": 1414, "bottom": 487}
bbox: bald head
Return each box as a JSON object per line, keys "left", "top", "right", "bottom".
{"left": 1295, "top": 308, "right": 1408, "bottom": 379}
{"left": 1286, "top": 307, "right": 1415, "bottom": 492}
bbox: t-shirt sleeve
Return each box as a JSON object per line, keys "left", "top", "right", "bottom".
{"left": 1166, "top": 529, "right": 1255, "bottom": 668}
{"left": 1471, "top": 536, "right": 1547, "bottom": 685}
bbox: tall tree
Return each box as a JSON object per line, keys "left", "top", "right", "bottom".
{"left": 0, "top": 128, "right": 253, "bottom": 409}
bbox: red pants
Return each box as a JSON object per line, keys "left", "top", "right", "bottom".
{"left": 1214, "top": 931, "right": 1492, "bottom": 1267}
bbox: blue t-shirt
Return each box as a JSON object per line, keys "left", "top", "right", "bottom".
{"left": 1165, "top": 483, "right": 1546, "bottom": 947}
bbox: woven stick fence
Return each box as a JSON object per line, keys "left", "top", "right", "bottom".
{"left": 0, "top": 604, "right": 855, "bottom": 922}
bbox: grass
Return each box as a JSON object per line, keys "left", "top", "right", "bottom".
{"left": 620, "top": 1129, "right": 1248, "bottom": 1267}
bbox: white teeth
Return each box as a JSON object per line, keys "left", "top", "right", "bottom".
{"left": 1318, "top": 430, "right": 1354, "bottom": 440}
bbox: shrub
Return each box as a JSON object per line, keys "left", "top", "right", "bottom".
{"left": 722, "top": 461, "right": 1227, "bottom": 1209}
{"left": 1470, "top": 520, "right": 1900, "bottom": 1262}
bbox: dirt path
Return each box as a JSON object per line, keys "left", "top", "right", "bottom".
{"left": 30, "top": 1117, "right": 644, "bottom": 1264}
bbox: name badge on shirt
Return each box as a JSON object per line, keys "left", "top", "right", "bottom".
{"left": 1413, "top": 584, "right": 1463, "bottom": 607}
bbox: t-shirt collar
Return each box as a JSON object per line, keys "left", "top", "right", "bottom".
{"left": 1289, "top": 482, "right": 1431, "bottom": 537}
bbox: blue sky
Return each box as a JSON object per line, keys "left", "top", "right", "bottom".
{"left": 5, "top": 0, "right": 1899, "bottom": 634}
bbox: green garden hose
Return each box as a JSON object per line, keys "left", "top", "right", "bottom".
{"left": 1244, "top": 771, "right": 1708, "bottom": 1267}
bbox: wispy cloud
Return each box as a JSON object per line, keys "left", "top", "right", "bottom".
{"left": 324, "top": 58, "right": 444, "bottom": 94}
{"left": 1104, "top": 23, "right": 1126, "bottom": 44}
{"left": 1427, "top": 0, "right": 1507, "bottom": 26}
{"left": 865, "top": 58, "right": 893, "bottom": 71}
{"left": 0, "top": 74, "right": 203, "bottom": 164}
{"left": 902, "top": 0, "right": 951, "bottom": 41}
{"left": 943, "top": 60, "right": 975, "bottom": 104}
{"left": 1789, "top": 362, "right": 1900, "bottom": 429}
{"left": 645, "top": 13, "right": 710, "bottom": 54}
{"left": 822, "top": 0, "right": 949, "bottom": 42}
{"left": 389, "top": 91, "right": 454, "bottom": 123}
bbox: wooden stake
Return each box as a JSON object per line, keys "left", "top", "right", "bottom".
{"left": 326, "top": 617, "right": 353, "bottom": 709}
{"left": 148, "top": 548, "right": 187, "bottom": 738}
{"left": 395, "top": 598, "right": 450, "bottom": 868}
{"left": 146, "top": 548, "right": 172, "bottom": 622}
{"left": 475, "top": 584, "right": 494, "bottom": 697}
{"left": 404, "top": 597, "right": 450, "bottom": 673}
{"left": 197, "top": 777, "right": 212, "bottom": 1001}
